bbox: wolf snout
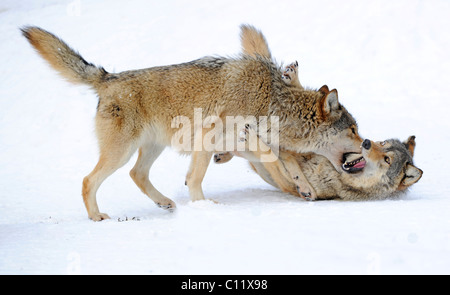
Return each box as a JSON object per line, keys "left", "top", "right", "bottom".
{"left": 362, "top": 139, "right": 371, "bottom": 150}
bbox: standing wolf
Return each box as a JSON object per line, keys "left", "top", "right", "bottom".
{"left": 22, "top": 26, "right": 362, "bottom": 221}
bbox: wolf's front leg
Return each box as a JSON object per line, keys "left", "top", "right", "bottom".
{"left": 240, "top": 125, "right": 316, "bottom": 200}
{"left": 185, "top": 151, "right": 213, "bottom": 201}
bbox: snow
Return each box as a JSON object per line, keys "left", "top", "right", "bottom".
{"left": 1, "top": 0, "right": 450, "bottom": 275}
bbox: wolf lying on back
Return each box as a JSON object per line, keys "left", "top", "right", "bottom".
{"left": 217, "top": 125, "right": 422, "bottom": 200}
{"left": 22, "top": 25, "right": 362, "bottom": 220}
{"left": 278, "top": 56, "right": 422, "bottom": 198}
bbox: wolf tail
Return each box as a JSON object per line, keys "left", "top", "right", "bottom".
{"left": 240, "top": 24, "right": 272, "bottom": 59}
{"left": 21, "top": 26, "right": 107, "bottom": 87}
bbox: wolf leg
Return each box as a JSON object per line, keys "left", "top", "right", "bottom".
{"left": 281, "top": 61, "right": 303, "bottom": 89}
{"left": 130, "top": 143, "right": 176, "bottom": 211}
{"left": 241, "top": 125, "right": 316, "bottom": 200}
{"left": 186, "top": 151, "right": 213, "bottom": 201}
{"left": 213, "top": 152, "right": 234, "bottom": 164}
{"left": 82, "top": 143, "right": 136, "bottom": 221}
{"left": 277, "top": 153, "right": 316, "bottom": 200}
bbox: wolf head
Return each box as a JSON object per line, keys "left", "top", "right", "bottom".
{"left": 315, "top": 86, "right": 364, "bottom": 170}
{"left": 277, "top": 85, "right": 363, "bottom": 170}
{"left": 340, "top": 136, "right": 423, "bottom": 199}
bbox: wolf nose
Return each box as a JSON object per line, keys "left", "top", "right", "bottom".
{"left": 362, "top": 139, "right": 371, "bottom": 150}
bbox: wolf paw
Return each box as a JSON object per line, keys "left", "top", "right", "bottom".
{"left": 89, "top": 212, "right": 111, "bottom": 222}
{"left": 238, "top": 124, "right": 251, "bottom": 142}
{"left": 295, "top": 180, "right": 316, "bottom": 201}
{"left": 214, "top": 152, "right": 234, "bottom": 164}
{"left": 156, "top": 200, "right": 176, "bottom": 212}
{"left": 281, "top": 61, "right": 299, "bottom": 85}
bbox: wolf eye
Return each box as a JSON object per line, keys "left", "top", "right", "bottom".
{"left": 381, "top": 141, "right": 387, "bottom": 146}
{"left": 351, "top": 127, "right": 356, "bottom": 135}
{"left": 384, "top": 156, "right": 391, "bottom": 165}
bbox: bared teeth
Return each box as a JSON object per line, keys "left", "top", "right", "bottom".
{"left": 343, "top": 156, "right": 365, "bottom": 167}
{"left": 342, "top": 156, "right": 365, "bottom": 172}
{"left": 345, "top": 158, "right": 362, "bottom": 166}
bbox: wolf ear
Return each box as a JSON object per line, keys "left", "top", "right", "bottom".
{"left": 403, "top": 135, "right": 416, "bottom": 157}
{"left": 318, "top": 85, "right": 330, "bottom": 95}
{"left": 402, "top": 163, "right": 423, "bottom": 187}
{"left": 322, "top": 89, "right": 340, "bottom": 115}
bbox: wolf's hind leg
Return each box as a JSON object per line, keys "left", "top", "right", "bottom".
{"left": 241, "top": 125, "right": 316, "bottom": 200}
{"left": 130, "top": 143, "right": 176, "bottom": 211}
{"left": 213, "top": 152, "right": 234, "bottom": 164}
{"left": 278, "top": 153, "right": 316, "bottom": 200}
{"left": 281, "top": 61, "right": 303, "bottom": 89}
{"left": 82, "top": 143, "right": 136, "bottom": 221}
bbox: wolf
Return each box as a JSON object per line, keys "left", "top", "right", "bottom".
{"left": 218, "top": 26, "right": 422, "bottom": 199}
{"left": 217, "top": 125, "right": 422, "bottom": 200}
{"left": 22, "top": 25, "right": 362, "bottom": 221}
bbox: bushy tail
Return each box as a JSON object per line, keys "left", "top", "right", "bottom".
{"left": 21, "top": 26, "right": 107, "bottom": 87}
{"left": 240, "top": 24, "right": 272, "bottom": 59}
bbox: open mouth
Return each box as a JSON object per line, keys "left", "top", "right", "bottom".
{"left": 342, "top": 153, "right": 366, "bottom": 174}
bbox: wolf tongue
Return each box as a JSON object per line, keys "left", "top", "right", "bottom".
{"left": 353, "top": 160, "right": 366, "bottom": 169}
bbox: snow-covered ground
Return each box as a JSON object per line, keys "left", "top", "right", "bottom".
{"left": 1, "top": 0, "right": 449, "bottom": 274}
